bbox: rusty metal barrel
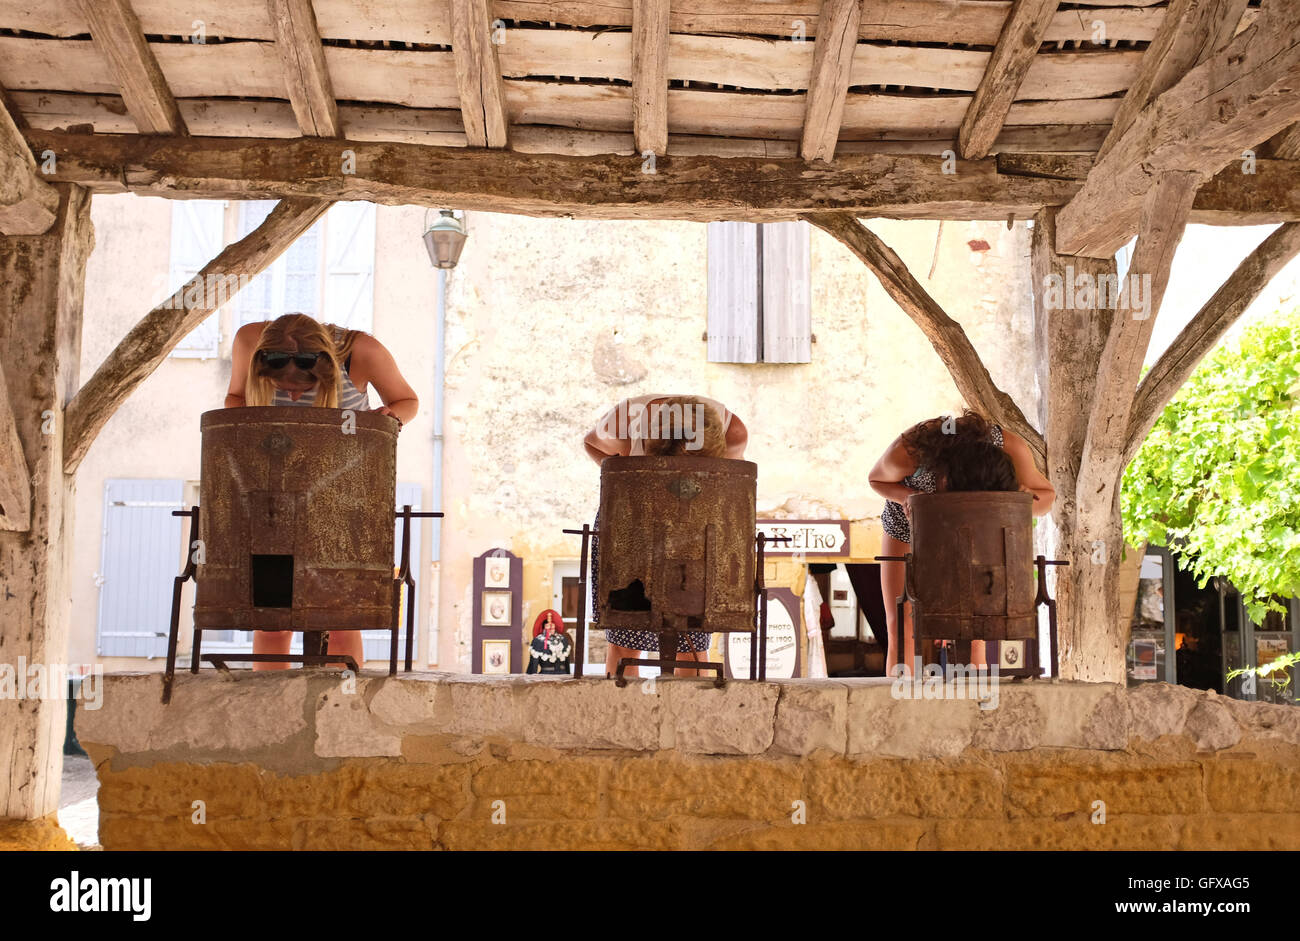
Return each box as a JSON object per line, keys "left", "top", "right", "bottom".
{"left": 597, "top": 455, "right": 757, "bottom": 636}
{"left": 193, "top": 406, "right": 398, "bottom": 633}
{"left": 907, "top": 490, "right": 1036, "bottom": 658}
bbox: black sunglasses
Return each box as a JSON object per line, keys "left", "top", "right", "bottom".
{"left": 259, "top": 350, "right": 324, "bottom": 370}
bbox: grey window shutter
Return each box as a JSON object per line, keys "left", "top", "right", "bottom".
{"left": 96, "top": 479, "right": 184, "bottom": 658}
{"left": 364, "top": 482, "right": 423, "bottom": 662}
{"left": 323, "top": 202, "right": 376, "bottom": 333}
{"left": 168, "top": 201, "right": 225, "bottom": 358}
{"left": 761, "top": 221, "right": 812, "bottom": 363}
{"left": 707, "top": 221, "right": 759, "bottom": 363}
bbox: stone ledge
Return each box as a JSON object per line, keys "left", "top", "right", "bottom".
{"left": 78, "top": 672, "right": 1299, "bottom": 768}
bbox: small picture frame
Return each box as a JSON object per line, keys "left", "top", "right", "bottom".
{"left": 481, "top": 590, "right": 512, "bottom": 626}
{"left": 998, "top": 640, "right": 1026, "bottom": 670}
{"left": 485, "top": 557, "right": 511, "bottom": 589}
{"left": 482, "top": 639, "right": 511, "bottom": 675}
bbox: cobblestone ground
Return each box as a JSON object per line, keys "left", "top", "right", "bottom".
{"left": 58, "top": 753, "right": 100, "bottom": 849}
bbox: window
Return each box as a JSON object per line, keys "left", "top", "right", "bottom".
{"left": 236, "top": 200, "right": 376, "bottom": 332}
{"left": 168, "top": 201, "right": 226, "bottom": 358}
{"left": 96, "top": 479, "right": 185, "bottom": 658}
{"left": 706, "top": 220, "right": 811, "bottom": 364}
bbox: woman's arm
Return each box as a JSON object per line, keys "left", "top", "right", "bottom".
{"left": 584, "top": 400, "right": 632, "bottom": 464}
{"left": 723, "top": 412, "right": 748, "bottom": 459}
{"left": 352, "top": 334, "right": 419, "bottom": 426}
{"left": 868, "top": 434, "right": 922, "bottom": 506}
{"left": 1001, "top": 429, "right": 1055, "bottom": 516}
{"left": 225, "top": 321, "right": 266, "bottom": 407}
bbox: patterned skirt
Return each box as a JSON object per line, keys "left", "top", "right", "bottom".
{"left": 590, "top": 508, "right": 712, "bottom": 654}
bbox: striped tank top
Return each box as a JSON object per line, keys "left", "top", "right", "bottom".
{"left": 269, "top": 326, "right": 371, "bottom": 411}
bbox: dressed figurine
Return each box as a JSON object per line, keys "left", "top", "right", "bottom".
{"left": 526, "top": 609, "right": 573, "bottom": 674}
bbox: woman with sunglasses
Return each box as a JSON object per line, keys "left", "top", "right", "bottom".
{"left": 224, "top": 313, "right": 420, "bottom": 670}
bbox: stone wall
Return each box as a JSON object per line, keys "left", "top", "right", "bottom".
{"left": 76, "top": 672, "right": 1300, "bottom": 850}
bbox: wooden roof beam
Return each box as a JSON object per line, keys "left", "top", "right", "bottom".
{"left": 0, "top": 85, "right": 58, "bottom": 234}
{"left": 1056, "top": 0, "right": 1300, "bottom": 257}
{"left": 1264, "top": 124, "right": 1300, "bottom": 159}
{"left": 22, "top": 130, "right": 1300, "bottom": 224}
{"left": 267, "top": 0, "right": 341, "bottom": 138}
{"left": 957, "top": 0, "right": 1059, "bottom": 161}
{"left": 803, "top": 212, "right": 1045, "bottom": 468}
{"left": 449, "top": 0, "right": 509, "bottom": 148}
{"left": 1096, "top": 0, "right": 1248, "bottom": 162}
{"left": 632, "top": 0, "right": 670, "bottom": 156}
{"left": 63, "top": 197, "right": 333, "bottom": 474}
{"left": 800, "top": 0, "right": 862, "bottom": 162}
{"left": 77, "top": 0, "right": 186, "bottom": 135}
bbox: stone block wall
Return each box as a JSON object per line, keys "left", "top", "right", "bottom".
{"left": 76, "top": 672, "right": 1300, "bottom": 850}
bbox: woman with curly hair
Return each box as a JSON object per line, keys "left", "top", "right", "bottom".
{"left": 225, "top": 313, "right": 420, "bottom": 670}
{"left": 869, "top": 409, "right": 1054, "bottom": 675}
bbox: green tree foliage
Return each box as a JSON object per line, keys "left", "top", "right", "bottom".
{"left": 1122, "top": 306, "right": 1300, "bottom": 623}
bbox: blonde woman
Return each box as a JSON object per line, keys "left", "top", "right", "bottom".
{"left": 583, "top": 394, "right": 749, "bottom": 678}
{"left": 225, "top": 313, "right": 420, "bottom": 670}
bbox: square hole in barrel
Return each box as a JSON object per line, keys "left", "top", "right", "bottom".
{"left": 251, "top": 554, "right": 294, "bottom": 607}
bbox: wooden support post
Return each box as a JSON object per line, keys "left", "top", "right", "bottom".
{"left": 0, "top": 83, "right": 58, "bottom": 235}
{"left": 0, "top": 185, "right": 94, "bottom": 822}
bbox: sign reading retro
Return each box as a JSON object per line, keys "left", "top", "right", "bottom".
{"left": 755, "top": 519, "right": 850, "bottom": 557}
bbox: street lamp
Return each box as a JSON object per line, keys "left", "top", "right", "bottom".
{"left": 422, "top": 209, "right": 467, "bottom": 269}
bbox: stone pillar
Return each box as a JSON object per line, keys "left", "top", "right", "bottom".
{"left": 0, "top": 185, "right": 94, "bottom": 832}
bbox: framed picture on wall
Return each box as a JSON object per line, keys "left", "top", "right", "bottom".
{"left": 482, "top": 639, "right": 511, "bottom": 674}
{"left": 481, "top": 591, "right": 511, "bottom": 626}
{"left": 485, "top": 557, "right": 511, "bottom": 589}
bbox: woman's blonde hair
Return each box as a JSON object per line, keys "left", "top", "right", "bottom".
{"left": 641, "top": 396, "right": 728, "bottom": 457}
{"left": 244, "top": 313, "right": 359, "bottom": 408}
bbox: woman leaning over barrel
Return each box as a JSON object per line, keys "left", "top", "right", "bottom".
{"left": 868, "top": 409, "right": 1054, "bottom": 677}
{"left": 225, "top": 312, "right": 419, "bottom": 670}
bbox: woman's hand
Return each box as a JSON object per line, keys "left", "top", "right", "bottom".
{"left": 374, "top": 405, "right": 403, "bottom": 428}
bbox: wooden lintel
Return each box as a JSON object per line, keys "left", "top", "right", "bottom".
{"left": 1057, "top": 0, "right": 1300, "bottom": 257}
{"left": 631, "top": 0, "right": 670, "bottom": 156}
{"left": 0, "top": 85, "right": 58, "bottom": 235}
{"left": 22, "top": 129, "right": 1300, "bottom": 225}
{"left": 62, "top": 197, "right": 333, "bottom": 474}
{"left": 803, "top": 211, "right": 1045, "bottom": 469}
{"left": 1124, "top": 221, "right": 1300, "bottom": 466}
{"left": 957, "top": 0, "right": 1060, "bottom": 160}
{"left": 267, "top": 0, "right": 341, "bottom": 138}
{"left": 449, "top": 0, "right": 509, "bottom": 148}
{"left": 77, "top": 0, "right": 187, "bottom": 135}
{"left": 0, "top": 359, "right": 31, "bottom": 532}
{"left": 800, "top": 0, "right": 863, "bottom": 162}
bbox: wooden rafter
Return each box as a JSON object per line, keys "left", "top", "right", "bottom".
{"left": 449, "top": 0, "right": 509, "bottom": 148}
{"left": 0, "top": 86, "right": 58, "bottom": 235}
{"left": 25, "top": 130, "right": 1300, "bottom": 224}
{"left": 1076, "top": 171, "right": 1199, "bottom": 504}
{"left": 0, "top": 359, "right": 31, "bottom": 531}
{"left": 1123, "top": 221, "right": 1300, "bottom": 466}
{"left": 632, "top": 0, "right": 670, "bottom": 156}
{"left": 267, "top": 0, "right": 341, "bottom": 138}
{"left": 1096, "top": 0, "right": 1248, "bottom": 163}
{"left": 800, "top": 0, "right": 862, "bottom": 162}
{"left": 77, "top": 0, "right": 186, "bottom": 135}
{"left": 802, "top": 212, "right": 1045, "bottom": 468}
{"left": 62, "top": 198, "right": 333, "bottom": 474}
{"left": 956, "top": 0, "right": 1059, "bottom": 160}
{"left": 1265, "top": 124, "right": 1300, "bottom": 159}
{"left": 1056, "top": 0, "right": 1300, "bottom": 257}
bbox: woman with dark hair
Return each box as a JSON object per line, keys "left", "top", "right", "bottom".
{"left": 869, "top": 410, "right": 1054, "bottom": 675}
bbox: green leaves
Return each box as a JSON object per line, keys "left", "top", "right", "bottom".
{"left": 1122, "top": 306, "right": 1300, "bottom": 625}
